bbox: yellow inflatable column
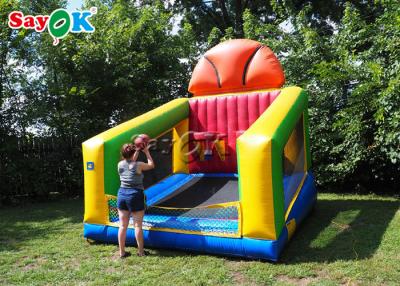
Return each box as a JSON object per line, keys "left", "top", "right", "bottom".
{"left": 173, "top": 118, "right": 189, "bottom": 173}
{"left": 237, "top": 87, "right": 307, "bottom": 240}
{"left": 82, "top": 137, "right": 108, "bottom": 225}
{"left": 237, "top": 133, "right": 276, "bottom": 239}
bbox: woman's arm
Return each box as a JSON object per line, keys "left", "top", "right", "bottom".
{"left": 138, "top": 146, "right": 155, "bottom": 172}
{"left": 132, "top": 149, "right": 140, "bottom": 162}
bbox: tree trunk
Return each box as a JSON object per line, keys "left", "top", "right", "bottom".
{"left": 234, "top": 0, "right": 244, "bottom": 37}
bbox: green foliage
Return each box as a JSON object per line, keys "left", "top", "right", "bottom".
{"left": 240, "top": 2, "right": 400, "bottom": 193}
{"left": 1, "top": 0, "right": 399, "bottom": 197}
{"left": 35, "top": 0, "right": 189, "bottom": 137}
{"left": 173, "top": 0, "right": 276, "bottom": 46}
{"left": 0, "top": 0, "right": 190, "bottom": 202}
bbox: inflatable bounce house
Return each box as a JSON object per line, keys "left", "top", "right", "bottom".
{"left": 82, "top": 39, "right": 317, "bottom": 261}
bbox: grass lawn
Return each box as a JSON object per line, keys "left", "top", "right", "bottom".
{"left": 0, "top": 193, "right": 399, "bottom": 286}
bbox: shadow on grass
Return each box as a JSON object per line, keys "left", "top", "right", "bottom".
{"left": 280, "top": 198, "right": 399, "bottom": 263}
{"left": 147, "top": 198, "right": 399, "bottom": 263}
{"left": 122, "top": 198, "right": 400, "bottom": 263}
{"left": 0, "top": 199, "right": 83, "bottom": 252}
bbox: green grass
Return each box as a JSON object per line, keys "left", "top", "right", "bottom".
{"left": 0, "top": 193, "right": 399, "bottom": 286}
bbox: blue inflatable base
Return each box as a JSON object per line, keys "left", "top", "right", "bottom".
{"left": 84, "top": 172, "right": 317, "bottom": 261}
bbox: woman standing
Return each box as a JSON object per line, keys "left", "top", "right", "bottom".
{"left": 117, "top": 143, "right": 154, "bottom": 258}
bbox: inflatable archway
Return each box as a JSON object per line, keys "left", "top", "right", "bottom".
{"left": 82, "top": 39, "right": 317, "bottom": 261}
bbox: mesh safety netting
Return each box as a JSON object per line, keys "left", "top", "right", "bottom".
{"left": 108, "top": 196, "right": 119, "bottom": 223}
{"left": 107, "top": 196, "right": 240, "bottom": 237}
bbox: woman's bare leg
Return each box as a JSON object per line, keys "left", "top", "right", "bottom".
{"left": 118, "top": 209, "right": 130, "bottom": 256}
{"left": 132, "top": 210, "right": 145, "bottom": 255}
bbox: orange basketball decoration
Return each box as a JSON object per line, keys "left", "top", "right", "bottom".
{"left": 139, "top": 134, "right": 150, "bottom": 143}
{"left": 134, "top": 134, "right": 150, "bottom": 150}
{"left": 188, "top": 39, "right": 285, "bottom": 96}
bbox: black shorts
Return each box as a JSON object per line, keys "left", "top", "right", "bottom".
{"left": 117, "top": 188, "right": 145, "bottom": 212}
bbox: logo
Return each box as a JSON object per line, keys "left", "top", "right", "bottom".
{"left": 86, "top": 162, "right": 95, "bottom": 171}
{"left": 8, "top": 7, "right": 97, "bottom": 46}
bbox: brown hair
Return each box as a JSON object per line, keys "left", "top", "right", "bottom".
{"left": 121, "top": 143, "right": 135, "bottom": 159}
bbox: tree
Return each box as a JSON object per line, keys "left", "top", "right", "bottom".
{"left": 20, "top": 0, "right": 189, "bottom": 138}
{"left": 172, "top": 0, "right": 276, "bottom": 45}
{"left": 173, "top": 0, "right": 385, "bottom": 47}
{"left": 243, "top": 1, "right": 400, "bottom": 193}
{"left": 0, "top": 0, "right": 191, "bottom": 203}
